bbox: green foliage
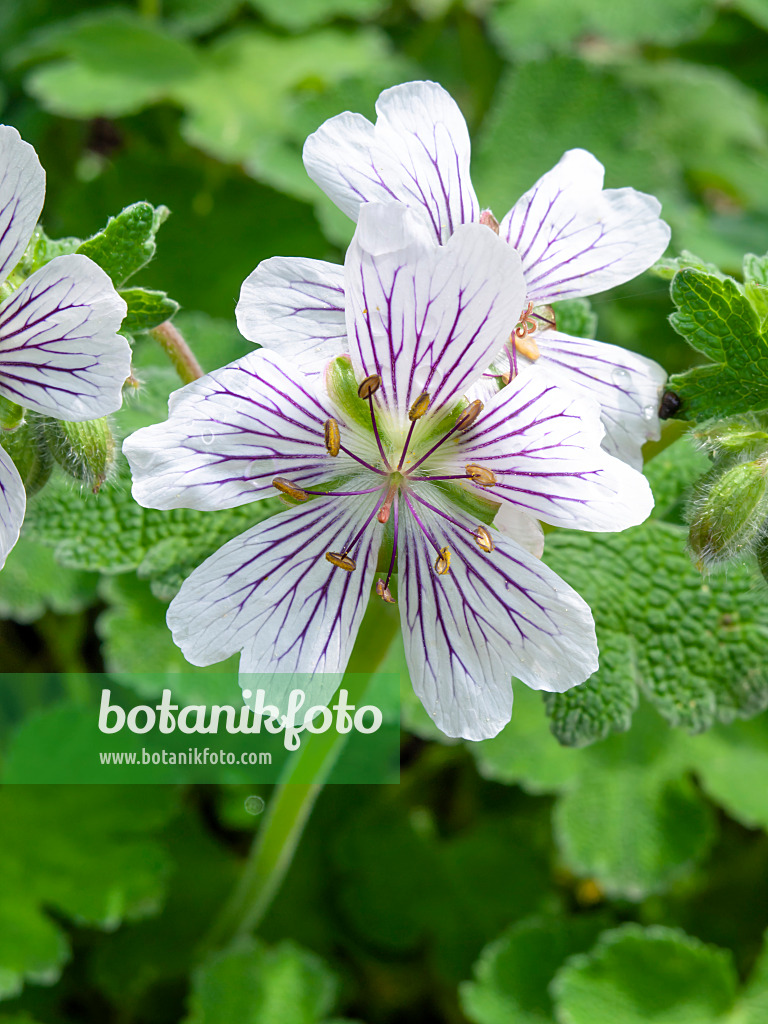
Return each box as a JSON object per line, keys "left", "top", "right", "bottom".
{"left": 0, "top": 536, "right": 97, "bottom": 623}
{"left": 668, "top": 269, "right": 768, "bottom": 422}
{"left": 77, "top": 202, "right": 171, "bottom": 289}
{"left": 245, "top": 0, "right": 388, "bottom": 31}
{"left": 121, "top": 288, "right": 180, "bottom": 334}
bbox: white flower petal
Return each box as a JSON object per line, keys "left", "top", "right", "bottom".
{"left": 533, "top": 330, "right": 666, "bottom": 470}
{"left": 459, "top": 366, "right": 654, "bottom": 531}
{"left": 0, "top": 125, "right": 45, "bottom": 287}
{"left": 124, "top": 349, "right": 361, "bottom": 512}
{"left": 500, "top": 149, "right": 671, "bottom": 302}
{"left": 303, "top": 80, "right": 479, "bottom": 244}
{"left": 236, "top": 256, "right": 347, "bottom": 377}
{"left": 398, "top": 496, "right": 597, "bottom": 740}
{"left": 0, "top": 443, "right": 26, "bottom": 570}
{"left": 493, "top": 502, "right": 545, "bottom": 558}
{"left": 167, "top": 495, "right": 383, "bottom": 682}
{"left": 0, "top": 254, "right": 129, "bottom": 420}
{"left": 345, "top": 202, "right": 525, "bottom": 417}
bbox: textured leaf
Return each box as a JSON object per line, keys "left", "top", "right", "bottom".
{"left": 245, "top": 0, "right": 387, "bottom": 31}
{"left": 552, "top": 924, "right": 737, "bottom": 1024}
{"left": 668, "top": 269, "right": 768, "bottom": 421}
{"left": 460, "top": 915, "right": 607, "bottom": 1024}
{"left": 551, "top": 298, "right": 598, "bottom": 339}
{"left": 184, "top": 938, "right": 338, "bottom": 1024}
{"left": 0, "top": 536, "right": 97, "bottom": 623}
{"left": 78, "top": 202, "right": 170, "bottom": 288}
{"left": 0, "top": 787, "right": 176, "bottom": 1000}
{"left": 120, "top": 288, "right": 179, "bottom": 334}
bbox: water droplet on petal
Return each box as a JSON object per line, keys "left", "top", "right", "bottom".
{"left": 245, "top": 795, "right": 265, "bottom": 815}
{"left": 611, "top": 368, "right": 631, "bottom": 386}
{"left": 642, "top": 404, "right": 656, "bottom": 421}
{"left": 201, "top": 429, "right": 215, "bottom": 446}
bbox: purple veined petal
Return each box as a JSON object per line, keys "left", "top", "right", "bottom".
{"left": 236, "top": 256, "right": 348, "bottom": 377}
{"left": 167, "top": 493, "right": 383, "bottom": 682}
{"left": 532, "top": 330, "right": 667, "bottom": 470}
{"left": 500, "top": 149, "right": 671, "bottom": 303}
{"left": 398, "top": 495, "right": 597, "bottom": 740}
{"left": 124, "top": 348, "right": 364, "bottom": 512}
{"left": 0, "top": 254, "right": 129, "bottom": 420}
{"left": 0, "top": 443, "right": 26, "bottom": 570}
{"left": 493, "top": 502, "right": 545, "bottom": 558}
{"left": 0, "top": 126, "right": 45, "bottom": 288}
{"left": 303, "top": 80, "right": 479, "bottom": 244}
{"left": 345, "top": 202, "right": 526, "bottom": 417}
{"left": 459, "top": 365, "right": 654, "bottom": 531}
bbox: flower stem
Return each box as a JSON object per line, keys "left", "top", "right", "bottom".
{"left": 149, "top": 321, "right": 204, "bottom": 384}
{"left": 199, "top": 602, "right": 400, "bottom": 953}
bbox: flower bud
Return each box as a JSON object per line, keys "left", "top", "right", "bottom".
{"left": 1, "top": 417, "right": 54, "bottom": 497}
{"left": 42, "top": 416, "right": 116, "bottom": 493}
{"left": 688, "top": 458, "right": 768, "bottom": 566}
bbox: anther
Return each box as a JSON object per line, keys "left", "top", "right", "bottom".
{"left": 479, "top": 209, "right": 500, "bottom": 234}
{"left": 376, "top": 579, "right": 395, "bottom": 603}
{"left": 475, "top": 526, "right": 494, "bottom": 552}
{"left": 326, "top": 551, "right": 356, "bottom": 571}
{"left": 455, "top": 399, "right": 484, "bottom": 431}
{"left": 466, "top": 464, "right": 497, "bottom": 487}
{"left": 512, "top": 332, "right": 540, "bottom": 362}
{"left": 358, "top": 374, "right": 382, "bottom": 399}
{"left": 434, "top": 547, "right": 451, "bottom": 575}
{"left": 324, "top": 417, "right": 340, "bottom": 456}
{"left": 408, "top": 391, "right": 431, "bottom": 421}
{"left": 272, "top": 477, "right": 310, "bottom": 501}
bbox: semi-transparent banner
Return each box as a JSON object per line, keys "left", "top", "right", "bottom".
{"left": 0, "top": 672, "right": 400, "bottom": 784}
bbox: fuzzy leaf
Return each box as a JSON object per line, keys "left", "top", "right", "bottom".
{"left": 120, "top": 288, "right": 180, "bottom": 334}
{"left": 78, "top": 202, "right": 170, "bottom": 288}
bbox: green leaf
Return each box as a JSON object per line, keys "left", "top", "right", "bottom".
{"left": 552, "top": 924, "right": 737, "bottom": 1024}
{"left": 644, "top": 436, "right": 711, "bottom": 524}
{"left": 120, "top": 288, "right": 180, "bottom": 334}
{"left": 0, "top": 536, "right": 97, "bottom": 624}
{"left": 184, "top": 938, "right": 338, "bottom": 1024}
{"left": 653, "top": 251, "right": 725, "bottom": 281}
{"left": 460, "top": 915, "right": 607, "bottom": 1024}
{"left": 551, "top": 298, "right": 597, "bottom": 339}
{"left": 25, "top": 60, "right": 167, "bottom": 118}
{"left": 743, "top": 251, "right": 768, "bottom": 324}
{"left": 78, "top": 202, "right": 170, "bottom": 288}
{"left": 245, "top": 0, "right": 387, "bottom": 31}
{"left": 667, "top": 269, "right": 768, "bottom": 421}
{"left": 0, "top": 786, "right": 176, "bottom": 1000}
{"left": 488, "top": 0, "right": 715, "bottom": 61}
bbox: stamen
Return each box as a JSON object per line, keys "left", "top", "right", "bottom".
{"left": 324, "top": 417, "right": 340, "bottom": 456}
{"left": 515, "top": 301, "right": 537, "bottom": 339}
{"left": 376, "top": 579, "right": 395, "bottom": 603}
{"left": 456, "top": 399, "right": 484, "bottom": 431}
{"left": 272, "top": 478, "right": 310, "bottom": 501}
{"left": 338, "top": 443, "right": 387, "bottom": 476}
{"left": 407, "top": 488, "right": 491, "bottom": 550}
{"left": 515, "top": 334, "right": 540, "bottom": 362}
{"left": 479, "top": 209, "right": 500, "bottom": 234}
{"left": 475, "top": 526, "right": 494, "bottom": 552}
{"left": 408, "top": 391, "right": 430, "bottom": 421}
{"left": 507, "top": 335, "right": 518, "bottom": 381}
{"left": 326, "top": 551, "right": 356, "bottom": 571}
{"left": 382, "top": 495, "right": 399, "bottom": 596}
{"left": 434, "top": 547, "right": 451, "bottom": 575}
{"left": 377, "top": 481, "right": 399, "bottom": 524}
{"left": 357, "top": 374, "right": 382, "bottom": 399}
{"left": 466, "top": 464, "right": 497, "bottom": 487}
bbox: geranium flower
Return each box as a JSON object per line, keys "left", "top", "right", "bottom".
{"left": 124, "top": 203, "right": 653, "bottom": 740}
{"left": 0, "top": 125, "right": 130, "bottom": 569}
{"left": 238, "top": 80, "right": 670, "bottom": 470}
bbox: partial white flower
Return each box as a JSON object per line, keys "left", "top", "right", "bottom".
{"left": 126, "top": 203, "right": 653, "bottom": 741}
{"left": 239, "top": 81, "right": 670, "bottom": 470}
{"left": 0, "top": 125, "right": 130, "bottom": 569}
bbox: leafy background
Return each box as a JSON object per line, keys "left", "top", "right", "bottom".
{"left": 1, "top": 0, "right": 768, "bottom": 1021}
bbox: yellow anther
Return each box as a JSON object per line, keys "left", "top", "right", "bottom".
{"left": 479, "top": 209, "right": 500, "bottom": 234}
{"left": 324, "top": 417, "right": 340, "bottom": 456}
{"left": 513, "top": 333, "right": 541, "bottom": 362}
{"left": 358, "top": 374, "right": 382, "bottom": 399}
{"left": 466, "top": 464, "right": 497, "bottom": 487}
{"left": 456, "top": 399, "right": 484, "bottom": 431}
{"left": 434, "top": 547, "right": 451, "bottom": 575}
{"left": 475, "top": 526, "right": 494, "bottom": 553}
{"left": 326, "top": 551, "right": 356, "bottom": 571}
{"left": 376, "top": 579, "right": 395, "bottom": 603}
{"left": 272, "top": 477, "right": 310, "bottom": 501}
{"left": 408, "top": 391, "right": 431, "bottom": 421}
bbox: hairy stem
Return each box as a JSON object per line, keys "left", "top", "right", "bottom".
{"left": 149, "top": 321, "right": 204, "bottom": 384}
{"left": 199, "top": 602, "right": 400, "bottom": 952}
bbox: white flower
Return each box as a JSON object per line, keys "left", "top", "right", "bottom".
{"left": 0, "top": 125, "right": 130, "bottom": 569}
{"left": 124, "top": 204, "right": 653, "bottom": 741}
{"left": 238, "top": 80, "right": 671, "bottom": 471}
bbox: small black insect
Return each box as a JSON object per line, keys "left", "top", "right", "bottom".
{"left": 659, "top": 390, "right": 682, "bottom": 420}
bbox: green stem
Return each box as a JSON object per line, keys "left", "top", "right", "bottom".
{"left": 149, "top": 321, "right": 204, "bottom": 384}
{"left": 200, "top": 603, "right": 400, "bottom": 953}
